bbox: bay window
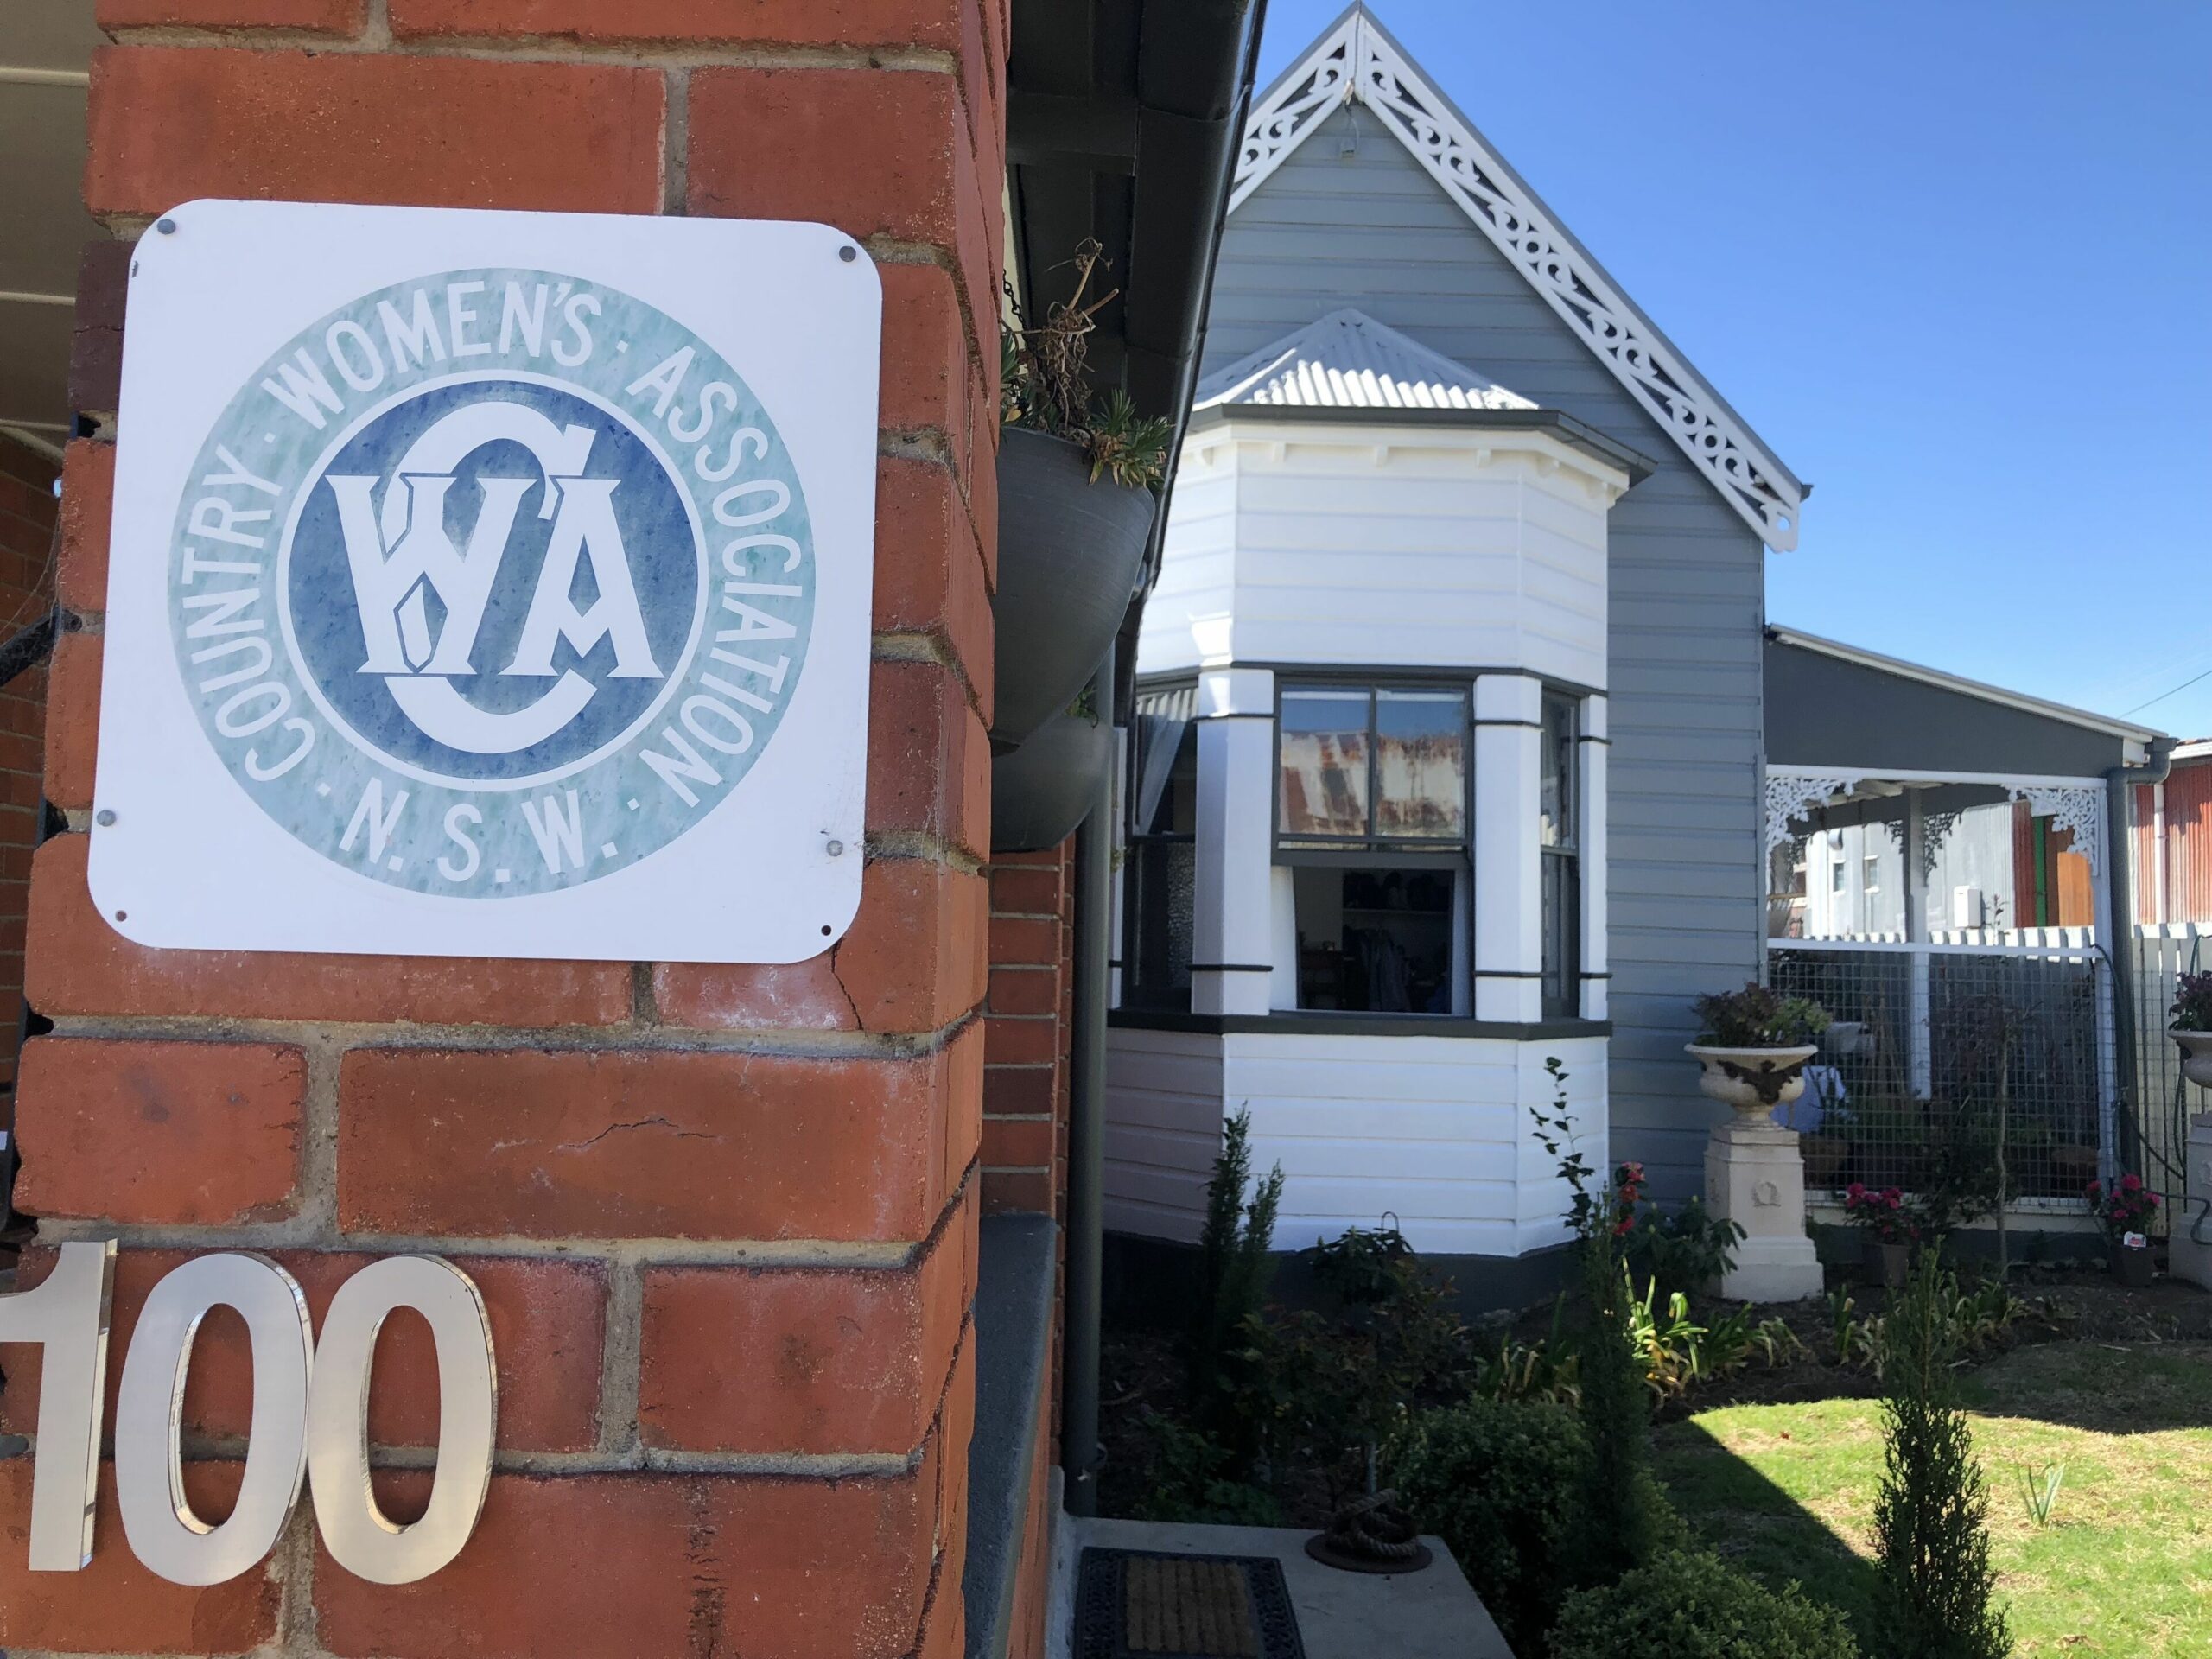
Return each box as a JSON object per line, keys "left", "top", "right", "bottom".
{"left": 1277, "top": 684, "right": 1469, "bottom": 1014}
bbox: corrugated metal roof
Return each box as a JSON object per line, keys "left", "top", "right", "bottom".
{"left": 1192, "top": 308, "right": 1535, "bottom": 412}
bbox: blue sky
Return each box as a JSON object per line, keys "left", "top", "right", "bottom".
{"left": 1252, "top": 2, "right": 2212, "bottom": 737}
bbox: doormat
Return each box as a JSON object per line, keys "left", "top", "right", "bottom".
{"left": 1074, "top": 1548, "right": 1306, "bottom": 1659}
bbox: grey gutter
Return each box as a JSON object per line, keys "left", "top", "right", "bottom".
{"left": 1186, "top": 401, "right": 1657, "bottom": 484}
{"left": 2108, "top": 734, "right": 2179, "bottom": 1183}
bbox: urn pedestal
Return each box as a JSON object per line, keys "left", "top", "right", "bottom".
{"left": 2169, "top": 1112, "right": 2212, "bottom": 1294}
{"left": 1706, "top": 1119, "right": 1825, "bottom": 1302}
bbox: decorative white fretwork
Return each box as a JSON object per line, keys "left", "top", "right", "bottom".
{"left": 2010, "top": 785, "right": 2105, "bottom": 888}
{"left": 1764, "top": 770, "right": 1864, "bottom": 861}
{"left": 1230, "top": 8, "right": 1806, "bottom": 550}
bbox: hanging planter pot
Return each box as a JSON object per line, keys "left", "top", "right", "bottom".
{"left": 991, "top": 427, "right": 1157, "bottom": 751}
{"left": 991, "top": 703, "right": 1112, "bottom": 854}
{"left": 2171, "top": 1027, "right": 2212, "bottom": 1093}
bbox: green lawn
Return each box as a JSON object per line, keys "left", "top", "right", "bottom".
{"left": 1653, "top": 1343, "right": 2212, "bottom": 1656}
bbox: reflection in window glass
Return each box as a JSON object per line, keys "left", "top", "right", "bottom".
{"left": 1279, "top": 690, "right": 1370, "bottom": 840}
{"left": 1374, "top": 690, "right": 1466, "bottom": 840}
{"left": 1540, "top": 695, "right": 1575, "bottom": 849}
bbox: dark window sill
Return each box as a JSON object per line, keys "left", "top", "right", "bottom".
{"left": 1107, "top": 1008, "right": 1612, "bottom": 1041}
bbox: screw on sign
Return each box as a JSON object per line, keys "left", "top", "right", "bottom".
{"left": 1, "top": 1243, "right": 498, "bottom": 1585}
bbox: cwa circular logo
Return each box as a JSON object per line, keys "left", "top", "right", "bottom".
{"left": 168, "top": 268, "right": 813, "bottom": 898}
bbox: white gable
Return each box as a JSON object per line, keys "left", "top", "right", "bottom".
{"left": 1233, "top": 5, "right": 1805, "bottom": 550}
{"left": 1194, "top": 308, "right": 1535, "bottom": 412}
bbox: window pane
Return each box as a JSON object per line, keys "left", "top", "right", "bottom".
{"left": 1279, "top": 689, "right": 1371, "bottom": 839}
{"left": 1128, "top": 838, "right": 1196, "bottom": 1004}
{"left": 1294, "top": 863, "right": 1458, "bottom": 1013}
{"left": 1373, "top": 690, "right": 1466, "bottom": 840}
{"left": 1540, "top": 695, "right": 1576, "bottom": 850}
{"left": 1541, "top": 852, "right": 1579, "bottom": 1017}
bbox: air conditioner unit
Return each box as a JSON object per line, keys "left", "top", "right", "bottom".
{"left": 1952, "top": 885, "right": 1985, "bottom": 930}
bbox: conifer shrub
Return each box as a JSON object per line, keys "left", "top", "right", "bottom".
{"left": 1871, "top": 1249, "right": 2012, "bottom": 1659}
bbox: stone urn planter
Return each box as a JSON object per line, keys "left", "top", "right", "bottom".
{"left": 991, "top": 427, "right": 1157, "bottom": 751}
{"left": 990, "top": 704, "right": 1112, "bottom": 854}
{"left": 1687, "top": 1044, "right": 1821, "bottom": 1121}
{"left": 2171, "top": 1027, "right": 2212, "bottom": 1092}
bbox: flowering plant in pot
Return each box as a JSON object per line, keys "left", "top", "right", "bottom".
{"left": 2087, "top": 1173, "right": 2161, "bottom": 1287}
{"left": 1686, "top": 982, "right": 1833, "bottom": 1121}
{"left": 1842, "top": 1182, "right": 1917, "bottom": 1287}
{"left": 991, "top": 242, "right": 1174, "bottom": 750}
{"left": 2170, "top": 973, "right": 2212, "bottom": 1092}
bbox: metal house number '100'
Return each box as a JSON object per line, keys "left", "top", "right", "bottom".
{"left": 0, "top": 1242, "right": 497, "bottom": 1585}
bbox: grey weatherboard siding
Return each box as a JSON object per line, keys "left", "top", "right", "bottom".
{"left": 1201, "top": 103, "right": 1768, "bottom": 1199}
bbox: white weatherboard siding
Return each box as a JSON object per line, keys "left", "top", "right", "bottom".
{"left": 1103, "top": 1027, "right": 1608, "bottom": 1255}
{"left": 1141, "top": 426, "right": 1616, "bottom": 685}
{"left": 1201, "top": 101, "right": 1769, "bottom": 1200}
{"left": 1103, "top": 1027, "right": 1226, "bottom": 1243}
{"left": 1236, "top": 1032, "right": 1608, "bottom": 1258}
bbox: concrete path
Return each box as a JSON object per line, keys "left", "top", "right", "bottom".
{"left": 1049, "top": 1516, "right": 1515, "bottom": 1659}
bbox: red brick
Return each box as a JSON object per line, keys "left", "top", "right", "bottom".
{"left": 880, "top": 262, "right": 970, "bottom": 442}
{"left": 86, "top": 48, "right": 664, "bottom": 218}
{"left": 981, "top": 1167, "right": 1052, "bottom": 1215}
{"left": 639, "top": 1186, "right": 972, "bottom": 1455}
{"left": 315, "top": 1467, "right": 936, "bottom": 1659}
{"left": 987, "top": 911, "right": 1058, "bottom": 965}
{"left": 832, "top": 859, "right": 987, "bottom": 1032}
{"left": 71, "top": 244, "right": 130, "bottom": 414}
{"left": 981, "top": 1116, "right": 1052, "bottom": 1168}
{"left": 41, "top": 628, "right": 99, "bottom": 812}
{"left": 982, "top": 1064, "right": 1053, "bottom": 1117}
{"left": 869, "top": 658, "right": 988, "bottom": 856}
{"left": 27, "top": 835, "right": 632, "bottom": 1026}
{"left": 989, "top": 862, "right": 1062, "bottom": 918}
{"left": 987, "top": 965, "right": 1057, "bottom": 1015}
{"left": 337, "top": 1036, "right": 976, "bottom": 1242}
{"left": 56, "top": 442, "right": 111, "bottom": 617}
{"left": 2, "top": 1248, "right": 604, "bottom": 1453}
{"left": 99, "top": 0, "right": 365, "bottom": 28}
{"left": 983, "top": 1014, "right": 1058, "bottom": 1067}
{"left": 689, "top": 68, "right": 997, "bottom": 347}
{"left": 655, "top": 859, "right": 982, "bottom": 1036}
{"left": 0, "top": 1460, "right": 276, "bottom": 1652}
{"left": 392, "top": 0, "right": 963, "bottom": 49}
{"left": 874, "top": 457, "right": 994, "bottom": 717}
{"left": 12, "top": 1037, "right": 302, "bottom": 1225}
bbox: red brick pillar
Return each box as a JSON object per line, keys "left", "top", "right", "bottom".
{"left": 3, "top": 2, "right": 1002, "bottom": 1654}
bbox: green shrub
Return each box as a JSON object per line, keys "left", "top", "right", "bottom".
{"left": 1388, "top": 1398, "right": 1590, "bottom": 1656}
{"left": 1549, "top": 1549, "right": 1860, "bottom": 1659}
{"left": 1872, "top": 1250, "right": 2012, "bottom": 1658}
{"left": 1624, "top": 1194, "right": 1744, "bottom": 1302}
{"left": 1129, "top": 1415, "right": 1282, "bottom": 1528}
{"left": 1191, "top": 1107, "right": 1283, "bottom": 1455}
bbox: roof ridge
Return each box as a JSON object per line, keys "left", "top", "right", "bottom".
{"left": 1229, "top": 5, "right": 1806, "bottom": 549}
{"left": 1194, "top": 307, "right": 1535, "bottom": 412}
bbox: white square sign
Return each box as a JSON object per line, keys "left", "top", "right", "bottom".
{"left": 94, "top": 200, "right": 880, "bottom": 963}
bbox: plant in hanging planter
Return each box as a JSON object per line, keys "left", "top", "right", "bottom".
{"left": 1685, "top": 982, "right": 1833, "bottom": 1119}
{"left": 1843, "top": 1182, "right": 1919, "bottom": 1287}
{"left": 2087, "top": 1173, "right": 2160, "bottom": 1287}
{"left": 989, "top": 241, "right": 1175, "bottom": 750}
{"left": 2170, "top": 973, "right": 2212, "bottom": 1091}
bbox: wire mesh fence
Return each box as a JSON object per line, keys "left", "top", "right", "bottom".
{"left": 2130, "top": 924, "right": 2209, "bottom": 1204}
{"left": 1767, "top": 941, "right": 2110, "bottom": 1215}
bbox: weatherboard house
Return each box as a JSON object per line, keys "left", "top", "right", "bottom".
{"left": 1104, "top": 4, "right": 1814, "bottom": 1280}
